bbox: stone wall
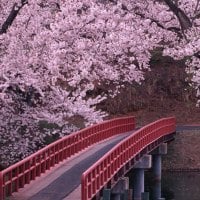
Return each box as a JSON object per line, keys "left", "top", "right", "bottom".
{"left": 163, "top": 130, "right": 200, "bottom": 170}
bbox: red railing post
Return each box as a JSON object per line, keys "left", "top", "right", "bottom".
{"left": 1, "top": 116, "right": 135, "bottom": 200}
{"left": 81, "top": 117, "right": 176, "bottom": 200}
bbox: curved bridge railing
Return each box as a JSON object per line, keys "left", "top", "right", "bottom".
{"left": 0, "top": 116, "right": 135, "bottom": 200}
{"left": 81, "top": 117, "right": 176, "bottom": 200}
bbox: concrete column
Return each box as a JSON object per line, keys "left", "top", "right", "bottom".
{"left": 151, "top": 143, "right": 167, "bottom": 200}
{"left": 134, "top": 168, "right": 144, "bottom": 200}
{"left": 103, "top": 189, "right": 111, "bottom": 200}
{"left": 152, "top": 154, "right": 162, "bottom": 200}
{"left": 141, "top": 192, "right": 149, "bottom": 200}
{"left": 112, "top": 177, "right": 129, "bottom": 200}
{"left": 133, "top": 155, "right": 152, "bottom": 200}
{"left": 152, "top": 154, "right": 162, "bottom": 181}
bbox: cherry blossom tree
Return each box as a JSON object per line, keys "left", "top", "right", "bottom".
{"left": 0, "top": 0, "right": 200, "bottom": 167}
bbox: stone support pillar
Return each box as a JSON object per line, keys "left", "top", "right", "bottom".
{"left": 141, "top": 192, "right": 149, "bottom": 200}
{"left": 112, "top": 177, "right": 129, "bottom": 200}
{"left": 102, "top": 189, "right": 111, "bottom": 200}
{"left": 151, "top": 143, "right": 167, "bottom": 200}
{"left": 133, "top": 155, "right": 152, "bottom": 200}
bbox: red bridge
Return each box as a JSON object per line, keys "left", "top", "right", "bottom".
{"left": 0, "top": 116, "right": 176, "bottom": 200}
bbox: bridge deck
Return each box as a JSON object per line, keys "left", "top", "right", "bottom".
{"left": 9, "top": 125, "right": 200, "bottom": 200}
{"left": 10, "top": 131, "right": 134, "bottom": 200}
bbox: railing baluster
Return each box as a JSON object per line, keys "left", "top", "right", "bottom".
{"left": 1, "top": 116, "right": 135, "bottom": 200}
{"left": 81, "top": 117, "right": 176, "bottom": 200}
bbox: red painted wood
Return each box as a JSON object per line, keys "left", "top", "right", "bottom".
{"left": 0, "top": 116, "right": 135, "bottom": 200}
{"left": 81, "top": 117, "right": 176, "bottom": 200}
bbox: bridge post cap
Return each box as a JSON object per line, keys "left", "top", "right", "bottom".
{"left": 134, "top": 155, "right": 152, "bottom": 169}
{"left": 151, "top": 143, "right": 167, "bottom": 155}
{"left": 112, "top": 177, "right": 129, "bottom": 194}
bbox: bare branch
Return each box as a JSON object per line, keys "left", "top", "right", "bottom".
{"left": 162, "top": 0, "right": 200, "bottom": 58}
{"left": 0, "top": 0, "right": 28, "bottom": 34}
{"left": 192, "top": 0, "right": 200, "bottom": 22}
{"left": 163, "top": 0, "right": 192, "bottom": 31}
{"left": 194, "top": 0, "right": 200, "bottom": 15}
{"left": 134, "top": 11, "right": 182, "bottom": 38}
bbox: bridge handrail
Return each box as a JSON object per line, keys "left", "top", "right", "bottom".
{"left": 81, "top": 117, "right": 176, "bottom": 200}
{"left": 0, "top": 116, "right": 135, "bottom": 200}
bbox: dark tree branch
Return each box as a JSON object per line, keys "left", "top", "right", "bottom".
{"left": 194, "top": 0, "right": 200, "bottom": 15}
{"left": 163, "top": 0, "right": 192, "bottom": 30}
{"left": 162, "top": 0, "right": 200, "bottom": 59}
{"left": 192, "top": 0, "right": 200, "bottom": 22}
{"left": 0, "top": 0, "right": 28, "bottom": 34}
{"left": 134, "top": 11, "right": 182, "bottom": 38}
{"left": 194, "top": 52, "right": 200, "bottom": 59}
